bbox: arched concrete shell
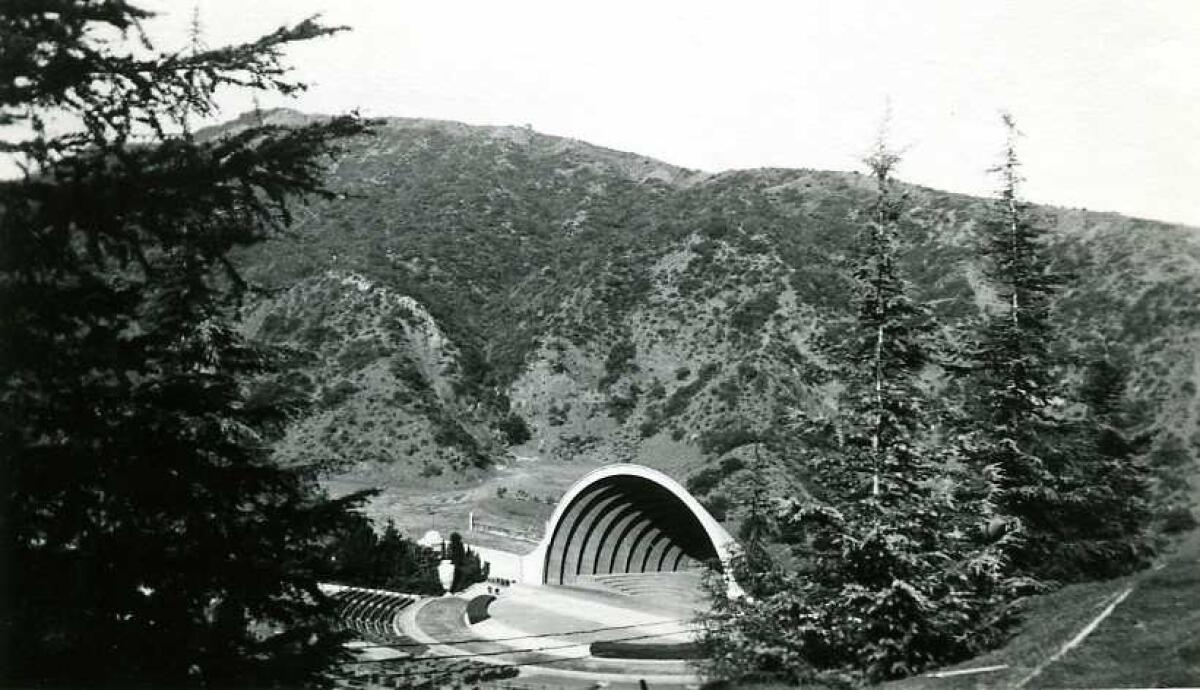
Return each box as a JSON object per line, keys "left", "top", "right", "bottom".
{"left": 519, "top": 464, "right": 738, "bottom": 586}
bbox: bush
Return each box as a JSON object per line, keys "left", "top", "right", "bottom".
{"left": 730, "top": 291, "right": 779, "bottom": 335}
{"left": 496, "top": 413, "right": 532, "bottom": 445}
{"left": 600, "top": 339, "right": 637, "bottom": 388}
{"left": 391, "top": 356, "right": 430, "bottom": 391}
{"left": 606, "top": 391, "right": 638, "bottom": 424}
{"left": 465, "top": 595, "right": 496, "bottom": 624}
{"left": 1161, "top": 506, "right": 1198, "bottom": 534}
{"left": 639, "top": 409, "right": 661, "bottom": 438}
{"left": 338, "top": 338, "right": 387, "bottom": 371}
{"left": 319, "top": 380, "right": 357, "bottom": 409}
{"left": 714, "top": 377, "right": 740, "bottom": 406}
{"left": 243, "top": 371, "right": 315, "bottom": 437}
{"left": 300, "top": 323, "right": 337, "bottom": 349}
{"left": 661, "top": 362, "right": 719, "bottom": 419}
{"left": 687, "top": 466, "right": 723, "bottom": 495}
{"left": 702, "top": 494, "right": 730, "bottom": 521}
{"left": 547, "top": 402, "right": 569, "bottom": 426}
{"left": 449, "top": 533, "right": 489, "bottom": 592}
{"left": 328, "top": 518, "right": 444, "bottom": 595}
{"left": 699, "top": 421, "right": 761, "bottom": 456}
{"left": 258, "top": 312, "right": 304, "bottom": 340}
{"left": 591, "top": 640, "right": 701, "bottom": 659}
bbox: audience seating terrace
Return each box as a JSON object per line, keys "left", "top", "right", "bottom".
{"left": 329, "top": 587, "right": 420, "bottom": 640}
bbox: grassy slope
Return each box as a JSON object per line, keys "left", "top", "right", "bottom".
{"left": 726, "top": 530, "right": 1200, "bottom": 689}
{"left": 884, "top": 529, "right": 1200, "bottom": 689}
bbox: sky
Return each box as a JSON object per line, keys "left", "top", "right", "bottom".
{"left": 135, "top": 2, "right": 1200, "bottom": 226}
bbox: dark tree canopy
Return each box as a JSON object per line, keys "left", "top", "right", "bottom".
{"left": 966, "top": 115, "right": 1152, "bottom": 582}
{"left": 326, "top": 519, "right": 445, "bottom": 596}
{"left": 447, "top": 531, "right": 489, "bottom": 592}
{"left": 1, "top": 2, "right": 371, "bottom": 687}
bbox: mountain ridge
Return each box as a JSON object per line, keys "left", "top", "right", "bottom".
{"left": 229, "top": 109, "right": 1200, "bottom": 538}
{"left": 215, "top": 107, "right": 1196, "bottom": 226}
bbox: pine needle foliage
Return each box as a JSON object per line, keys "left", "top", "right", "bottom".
{"left": 1, "top": 2, "right": 370, "bottom": 687}
{"left": 965, "top": 114, "right": 1153, "bottom": 582}
{"left": 697, "top": 136, "right": 1022, "bottom": 687}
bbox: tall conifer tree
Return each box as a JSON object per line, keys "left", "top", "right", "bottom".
{"left": 698, "top": 132, "right": 1016, "bottom": 686}
{"left": 1073, "top": 354, "right": 1154, "bottom": 576}
{"left": 969, "top": 112, "right": 1064, "bottom": 576}
{"left": 968, "top": 114, "right": 1151, "bottom": 581}
{"left": 1, "top": 3, "right": 370, "bottom": 686}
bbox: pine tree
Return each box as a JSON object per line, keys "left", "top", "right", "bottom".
{"left": 967, "top": 114, "right": 1152, "bottom": 581}
{"left": 735, "top": 443, "right": 778, "bottom": 586}
{"left": 374, "top": 521, "right": 444, "bottom": 595}
{"left": 1, "top": 3, "right": 370, "bottom": 686}
{"left": 447, "top": 532, "right": 490, "bottom": 592}
{"left": 1069, "top": 354, "right": 1155, "bottom": 577}
{"left": 969, "top": 115, "right": 1062, "bottom": 554}
{"left": 698, "top": 134, "right": 1017, "bottom": 686}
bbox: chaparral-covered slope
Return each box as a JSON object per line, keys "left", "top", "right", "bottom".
{"left": 228, "top": 109, "right": 1200, "bottom": 540}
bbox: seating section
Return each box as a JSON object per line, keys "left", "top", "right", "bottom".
{"left": 574, "top": 571, "right": 707, "bottom": 610}
{"left": 329, "top": 587, "right": 419, "bottom": 640}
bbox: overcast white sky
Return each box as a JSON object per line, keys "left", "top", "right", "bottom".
{"left": 147, "top": 1, "right": 1199, "bottom": 226}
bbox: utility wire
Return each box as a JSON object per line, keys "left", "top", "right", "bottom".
{"left": 344, "top": 616, "right": 693, "bottom": 650}
{"left": 346, "top": 637, "right": 694, "bottom": 682}
{"left": 344, "top": 627, "right": 697, "bottom": 666}
{"left": 358, "top": 645, "right": 699, "bottom": 683}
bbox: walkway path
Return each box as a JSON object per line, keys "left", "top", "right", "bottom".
{"left": 405, "top": 595, "right": 702, "bottom": 687}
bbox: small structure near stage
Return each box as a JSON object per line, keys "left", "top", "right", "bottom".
{"left": 416, "top": 529, "right": 442, "bottom": 549}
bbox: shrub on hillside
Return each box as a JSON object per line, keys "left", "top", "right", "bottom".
{"left": 1161, "top": 506, "right": 1198, "bottom": 534}
{"left": 338, "top": 338, "right": 387, "bottom": 370}
{"left": 698, "top": 421, "right": 761, "bottom": 456}
{"left": 687, "top": 456, "right": 748, "bottom": 496}
{"left": 606, "top": 388, "right": 639, "bottom": 424}
{"left": 661, "top": 363, "right": 720, "bottom": 419}
{"left": 600, "top": 339, "right": 638, "bottom": 388}
{"left": 390, "top": 356, "right": 431, "bottom": 391}
{"left": 730, "top": 291, "right": 779, "bottom": 336}
{"left": 547, "top": 402, "right": 569, "bottom": 426}
{"left": 496, "top": 413, "right": 532, "bottom": 445}
{"left": 319, "top": 380, "right": 358, "bottom": 409}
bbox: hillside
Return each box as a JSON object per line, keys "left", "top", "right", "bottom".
{"left": 228, "top": 109, "right": 1200, "bottom": 540}
{"left": 733, "top": 531, "right": 1200, "bottom": 689}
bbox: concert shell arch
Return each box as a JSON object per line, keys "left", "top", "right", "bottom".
{"left": 519, "top": 464, "right": 739, "bottom": 589}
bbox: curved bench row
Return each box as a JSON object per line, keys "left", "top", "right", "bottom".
{"left": 329, "top": 587, "right": 420, "bottom": 639}
{"left": 576, "top": 571, "right": 707, "bottom": 608}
